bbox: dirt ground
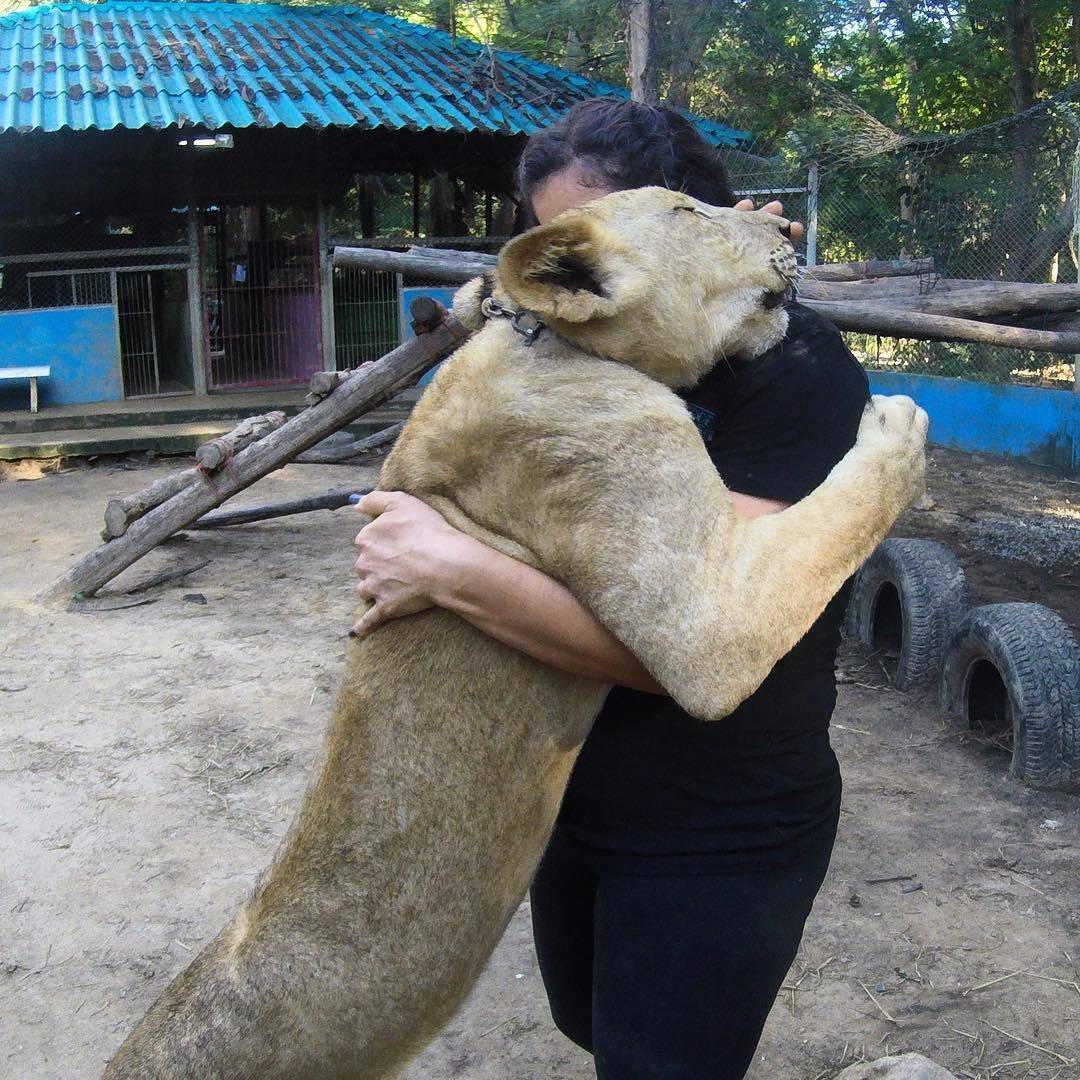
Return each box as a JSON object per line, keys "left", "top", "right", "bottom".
{"left": 2, "top": 445, "right": 1078, "bottom": 1080}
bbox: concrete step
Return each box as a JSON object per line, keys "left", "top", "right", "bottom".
{"left": 0, "top": 390, "right": 312, "bottom": 435}
{"left": 0, "top": 407, "right": 412, "bottom": 461}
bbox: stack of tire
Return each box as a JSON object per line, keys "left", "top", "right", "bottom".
{"left": 844, "top": 539, "right": 1079, "bottom": 790}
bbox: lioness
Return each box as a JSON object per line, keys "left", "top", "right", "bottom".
{"left": 105, "top": 187, "right": 926, "bottom": 1079}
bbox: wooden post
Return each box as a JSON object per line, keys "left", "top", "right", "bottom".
{"left": 186, "top": 207, "right": 209, "bottom": 396}
{"left": 45, "top": 310, "right": 468, "bottom": 602}
{"left": 317, "top": 198, "right": 337, "bottom": 374}
{"left": 805, "top": 161, "right": 820, "bottom": 269}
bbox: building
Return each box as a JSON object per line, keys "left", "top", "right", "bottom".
{"left": 0, "top": 1, "right": 746, "bottom": 410}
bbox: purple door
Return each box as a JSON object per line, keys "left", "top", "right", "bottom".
{"left": 201, "top": 201, "right": 322, "bottom": 389}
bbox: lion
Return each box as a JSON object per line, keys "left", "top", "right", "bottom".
{"left": 104, "top": 187, "right": 927, "bottom": 1079}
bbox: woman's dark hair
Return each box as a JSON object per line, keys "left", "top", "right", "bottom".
{"left": 515, "top": 97, "right": 737, "bottom": 228}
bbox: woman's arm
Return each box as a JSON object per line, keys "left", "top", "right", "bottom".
{"left": 351, "top": 490, "right": 786, "bottom": 693}
{"left": 351, "top": 491, "right": 664, "bottom": 692}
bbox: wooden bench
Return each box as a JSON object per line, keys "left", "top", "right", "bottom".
{"left": 0, "top": 365, "right": 50, "bottom": 412}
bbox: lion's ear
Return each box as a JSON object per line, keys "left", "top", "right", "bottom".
{"left": 497, "top": 213, "right": 642, "bottom": 323}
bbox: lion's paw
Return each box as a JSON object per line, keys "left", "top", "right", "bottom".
{"left": 851, "top": 394, "right": 929, "bottom": 509}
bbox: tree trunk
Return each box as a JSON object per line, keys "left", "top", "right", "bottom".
{"left": 1073, "top": 0, "right": 1080, "bottom": 73}
{"left": 890, "top": 0, "right": 920, "bottom": 258}
{"left": 429, "top": 173, "right": 458, "bottom": 237}
{"left": 627, "top": 0, "right": 659, "bottom": 104}
{"left": 490, "top": 195, "right": 517, "bottom": 236}
{"left": 1011, "top": 196, "right": 1074, "bottom": 283}
{"left": 562, "top": 26, "right": 583, "bottom": 73}
{"left": 861, "top": 0, "right": 880, "bottom": 62}
{"left": 1004, "top": 0, "right": 1041, "bottom": 280}
{"left": 663, "top": 0, "right": 711, "bottom": 112}
{"left": 356, "top": 175, "right": 378, "bottom": 239}
{"left": 101, "top": 411, "right": 288, "bottom": 540}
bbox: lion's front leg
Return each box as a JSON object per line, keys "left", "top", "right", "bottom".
{"left": 673, "top": 394, "right": 927, "bottom": 717}
{"left": 560, "top": 395, "right": 927, "bottom": 721}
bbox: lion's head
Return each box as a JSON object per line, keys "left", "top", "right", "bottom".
{"left": 453, "top": 186, "right": 798, "bottom": 389}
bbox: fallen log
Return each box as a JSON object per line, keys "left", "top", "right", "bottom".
{"left": 839, "top": 282, "right": 1080, "bottom": 320}
{"left": 335, "top": 244, "right": 1080, "bottom": 354}
{"left": 334, "top": 245, "right": 495, "bottom": 283}
{"left": 102, "top": 469, "right": 200, "bottom": 542}
{"left": 796, "top": 277, "right": 992, "bottom": 302}
{"left": 333, "top": 245, "right": 935, "bottom": 288}
{"left": 46, "top": 306, "right": 468, "bottom": 602}
{"left": 188, "top": 487, "right": 375, "bottom": 530}
{"left": 296, "top": 421, "right": 404, "bottom": 464}
{"left": 801, "top": 258, "right": 934, "bottom": 282}
{"left": 992, "top": 310, "right": 1080, "bottom": 334}
{"left": 101, "top": 410, "right": 288, "bottom": 540}
{"left": 806, "top": 300, "right": 1080, "bottom": 353}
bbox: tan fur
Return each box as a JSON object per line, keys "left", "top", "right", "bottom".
{"left": 104, "top": 188, "right": 927, "bottom": 1079}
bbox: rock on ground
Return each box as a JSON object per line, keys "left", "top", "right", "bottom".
{"left": 836, "top": 1054, "right": 959, "bottom": 1080}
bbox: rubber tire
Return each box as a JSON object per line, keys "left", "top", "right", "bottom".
{"left": 940, "top": 602, "right": 1080, "bottom": 790}
{"left": 845, "top": 538, "right": 969, "bottom": 690}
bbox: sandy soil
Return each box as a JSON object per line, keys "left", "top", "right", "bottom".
{"left": 1, "top": 446, "right": 1078, "bottom": 1080}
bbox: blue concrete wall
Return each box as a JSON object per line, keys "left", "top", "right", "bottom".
{"left": 868, "top": 371, "right": 1080, "bottom": 474}
{"left": 0, "top": 306, "right": 122, "bottom": 410}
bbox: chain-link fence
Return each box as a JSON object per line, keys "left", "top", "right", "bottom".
{"left": 812, "top": 103, "right": 1079, "bottom": 390}
{"left": 710, "top": 24, "right": 1080, "bottom": 393}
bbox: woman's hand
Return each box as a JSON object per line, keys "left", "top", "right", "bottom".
{"left": 734, "top": 197, "right": 805, "bottom": 245}
{"left": 349, "top": 490, "right": 667, "bottom": 693}
{"left": 352, "top": 491, "right": 473, "bottom": 637}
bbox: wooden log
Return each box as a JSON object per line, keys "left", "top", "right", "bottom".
{"left": 802, "top": 279, "right": 1080, "bottom": 316}
{"left": 805, "top": 300, "right": 1080, "bottom": 353}
{"left": 881, "top": 282, "right": 1080, "bottom": 320}
{"left": 335, "top": 243, "right": 933, "bottom": 289}
{"left": 796, "top": 277, "right": 989, "bottom": 302}
{"left": 993, "top": 310, "right": 1080, "bottom": 334}
{"left": 295, "top": 421, "right": 404, "bottom": 464}
{"left": 333, "top": 245, "right": 494, "bottom": 283}
{"left": 801, "top": 258, "right": 935, "bottom": 282}
{"left": 101, "top": 411, "right": 288, "bottom": 540}
{"left": 103, "top": 469, "right": 199, "bottom": 542}
{"left": 46, "top": 309, "right": 468, "bottom": 602}
{"left": 194, "top": 411, "right": 286, "bottom": 470}
{"left": 188, "top": 488, "right": 375, "bottom": 530}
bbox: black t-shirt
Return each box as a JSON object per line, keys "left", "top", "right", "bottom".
{"left": 556, "top": 304, "right": 870, "bottom": 873}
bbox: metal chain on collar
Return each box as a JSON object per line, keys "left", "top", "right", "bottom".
{"left": 480, "top": 296, "right": 546, "bottom": 347}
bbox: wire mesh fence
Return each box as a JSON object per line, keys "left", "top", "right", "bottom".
{"left": 712, "top": 50, "right": 1080, "bottom": 392}
{"left": 813, "top": 135, "right": 1078, "bottom": 389}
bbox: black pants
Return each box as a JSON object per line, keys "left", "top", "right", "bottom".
{"left": 529, "top": 827, "right": 836, "bottom": 1080}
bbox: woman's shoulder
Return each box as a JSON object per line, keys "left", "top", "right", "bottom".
{"left": 779, "top": 303, "right": 865, "bottom": 381}
{"left": 720, "top": 301, "right": 867, "bottom": 407}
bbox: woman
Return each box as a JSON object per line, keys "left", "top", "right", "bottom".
{"left": 351, "top": 99, "right": 868, "bottom": 1079}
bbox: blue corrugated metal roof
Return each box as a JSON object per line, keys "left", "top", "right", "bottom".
{"left": 0, "top": 1, "right": 749, "bottom": 145}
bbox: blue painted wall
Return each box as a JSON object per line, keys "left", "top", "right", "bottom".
{"left": 0, "top": 306, "right": 122, "bottom": 410}
{"left": 399, "top": 286, "right": 459, "bottom": 387}
{"left": 868, "top": 371, "right": 1079, "bottom": 474}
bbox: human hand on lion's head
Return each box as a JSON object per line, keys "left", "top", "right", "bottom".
{"left": 452, "top": 187, "right": 799, "bottom": 390}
